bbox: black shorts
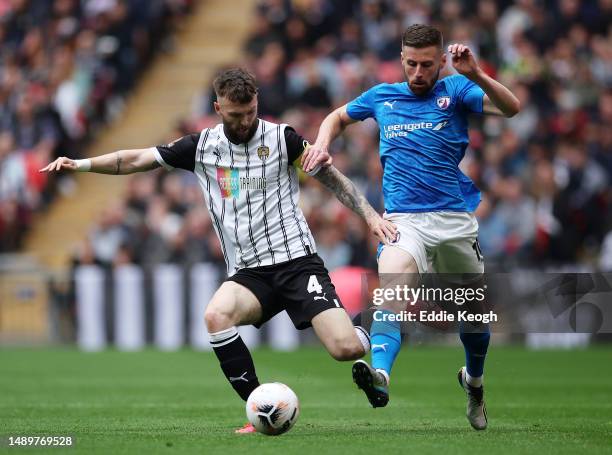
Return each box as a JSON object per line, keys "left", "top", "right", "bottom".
{"left": 226, "top": 253, "right": 344, "bottom": 330}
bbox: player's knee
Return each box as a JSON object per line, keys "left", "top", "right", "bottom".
{"left": 328, "top": 337, "right": 364, "bottom": 361}
{"left": 204, "top": 305, "right": 234, "bottom": 332}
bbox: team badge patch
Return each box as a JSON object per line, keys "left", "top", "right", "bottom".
{"left": 257, "top": 145, "right": 270, "bottom": 161}
{"left": 436, "top": 96, "right": 451, "bottom": 110}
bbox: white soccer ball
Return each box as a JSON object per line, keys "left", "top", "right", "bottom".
{"left": 246, "top": 382, "right": 300, "bottom": 435}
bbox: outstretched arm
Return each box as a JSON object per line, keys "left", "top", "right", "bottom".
{"left": 479, "top": 75, "right": 520, "bottom": 117}
{"left": 448, "top": 43, "right": 520, "bottom": 117}
{"left": 301, "top": 105, "right": 358, "bottom": 173}
{"left": 312, "top": 165, "right": 396, "bottom": 244}
{"left": 39, "top": 148, "right": 160, "bottom": 175}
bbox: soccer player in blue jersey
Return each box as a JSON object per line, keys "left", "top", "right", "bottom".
{"left": 302, "top": 24, "right": 520, "bottom": 430}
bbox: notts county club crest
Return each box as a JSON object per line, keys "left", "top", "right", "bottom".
{"left": 436, "top": 96, "right": 451, "bottom": 110}
{"left": 257, "top": 145, "right": 270, "bottom": 161}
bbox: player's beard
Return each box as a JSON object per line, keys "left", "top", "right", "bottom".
{"left": 408, "top": 68, "right": 441, "bottom": 96}
{"left": 224, "top": 118, "right": 259, "bottom": 145}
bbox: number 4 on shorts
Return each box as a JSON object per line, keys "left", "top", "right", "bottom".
{"left": 307, "top": 275, "right": 323, "bottom": 294}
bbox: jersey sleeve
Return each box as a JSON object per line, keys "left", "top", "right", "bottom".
{"left": 154, "top": 133, "right": 199, "bottom": 172}
{"left": 284, "top": 127, "right": 309, "bottom": 164}
{"left": 346, "top": 86, "right": 377, "bottom": 121}
{"left": 455, "top": 76, "right": 485, "bottom": 114}
{"left": 284, "top": 126, "right": 323, "bottom": 176}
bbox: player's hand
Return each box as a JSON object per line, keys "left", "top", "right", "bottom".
{"left": 448, "top": 44, "right": 481, "bottom": 79}
{"left": 301, "top": 143, "right": 332, "bottom": 174}
{"left": 39, "top": 156, "right": 77, "bottom": 173}
{"left": 367, "top": 215, "right": 398, "bottom": 245}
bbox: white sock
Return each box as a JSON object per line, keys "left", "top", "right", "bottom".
{"left": 375, "top": 369, "right": 390, "bottom": 386}
{"left": 354, "top": 326, "right": 371, "bottom": 353}
{"left": 465, "top": 371, "right": 483, "bottom": 388}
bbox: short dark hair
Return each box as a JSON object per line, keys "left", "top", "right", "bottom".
{"left": 402, "top": 24, "right": 443, "bottom": 49}
{"left": 213, "top": 68, "right": 258, "bottom": 103}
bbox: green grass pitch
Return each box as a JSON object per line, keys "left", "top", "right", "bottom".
{"left": 1, "top": 346, "right": 611, "bottom": 454}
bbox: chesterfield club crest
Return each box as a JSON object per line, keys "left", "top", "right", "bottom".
{"left": 436, "top": 96, "right": 451, "bottom": 109}
{"left": 257, "top": 145, "right": 270, "bottom": 161}
{"left": 436, "top": 96, "right": 450, "bottom": 109}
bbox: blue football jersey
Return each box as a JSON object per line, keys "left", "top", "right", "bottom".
{"left": 346, "top": 74, "right": 484, "bottom": 213}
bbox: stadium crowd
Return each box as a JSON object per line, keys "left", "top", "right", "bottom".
{"left": 0, "top": 0, "right": 193, "bottom": 252}
{"left": 16, "top": 0, "right": 612, "bottom": 273}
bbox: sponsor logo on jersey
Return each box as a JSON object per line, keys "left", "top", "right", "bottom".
{"left": 216, "top": 168, "right": 268, "bottom": 198}
{"left": 433, "top": 121, "right": 448, "bottom": 131}
{"left": 257, "top": 145, "right": 270, "bottom": 161}
{"left": 436, "top": 96, "right": 451, "bottom": 109}
{"left": 383, "top": 121, "right": 449, "bottom": 138}
{"left": 217, "top": 168, "right": 240, "bottom": 198}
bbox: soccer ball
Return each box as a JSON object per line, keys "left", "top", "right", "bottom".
{"left": 246, "top": 383, "right": 299, "bottom": 435}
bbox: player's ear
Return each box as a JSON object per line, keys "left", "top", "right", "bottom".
{"left": 213, "top": 101, "right": 221, "bottom": 115}
{"left": 440, "top": 51, "right": 447, "bottom": 66}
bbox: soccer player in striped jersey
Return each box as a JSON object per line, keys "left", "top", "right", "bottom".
{"left": 302, "top": 25, "right": 520, "bottom": 430}
{"left": 41, "top": 68, "right": 397, "bottom": 434}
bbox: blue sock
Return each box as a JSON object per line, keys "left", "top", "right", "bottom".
{"left": 370, "top": 310, "right": 402, "bottom": 376}
{"left": 459, "top": 327, "right": 490, "bottom": 378}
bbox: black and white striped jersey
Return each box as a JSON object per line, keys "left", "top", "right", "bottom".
{"left": 153, "top": 119, "right": 317, "bottom": 276}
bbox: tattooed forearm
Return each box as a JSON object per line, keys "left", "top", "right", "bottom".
{"left": 88, "top": 148, "right": 159, "bottom": 174}
{"left": 115, "top": 153, "right": 122, "bottom": 175}
{"left": 313, "top": 166, "right": 378, "bottom": 221}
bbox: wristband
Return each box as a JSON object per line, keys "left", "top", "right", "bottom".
{"left": 74, "top": 159, "right": 91, "bottom": 172}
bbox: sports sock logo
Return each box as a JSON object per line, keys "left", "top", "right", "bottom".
{"left": 229, "top": 371, "right": 249, "bottom": 382}
{"left": 372, "top": 343, "right": 388, "bottom": 352}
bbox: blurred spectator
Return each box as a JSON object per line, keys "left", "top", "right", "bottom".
{"left": 89, "top": 201, "right": 129, "bottom": 266}
{"left": 0, "top": 0, "right": 194, "bottom": 252}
